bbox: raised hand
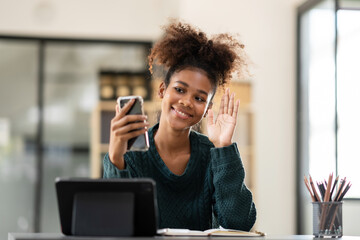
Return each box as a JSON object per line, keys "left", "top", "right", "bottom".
{"left": 109, "top": 99, "right": 149, "bottom": 169}
{"left": 207, "top": 88, "right": 240, "bottom": 148}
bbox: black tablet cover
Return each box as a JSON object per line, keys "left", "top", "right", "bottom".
{"left": 55, "top": 177, "right": 158, "bottom": 237}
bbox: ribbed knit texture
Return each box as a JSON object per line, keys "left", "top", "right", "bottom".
{"left": 103, "top": 123, "right": 256, "bottom": 231}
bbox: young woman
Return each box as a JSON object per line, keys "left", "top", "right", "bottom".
{"left": 103, "top": 21, "right": 256, "bottom": 231}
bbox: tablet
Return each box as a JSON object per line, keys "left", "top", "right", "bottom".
{"left": 55, "top": 177, "right": 158, "bottom": 237}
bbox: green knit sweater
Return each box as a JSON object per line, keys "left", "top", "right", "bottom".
{"left": 103, "top": 123, "right": 256, "bottom": 231}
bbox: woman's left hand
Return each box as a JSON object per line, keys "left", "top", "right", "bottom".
{"left": 207, "top": 88, "right": 240, "bottom": 148}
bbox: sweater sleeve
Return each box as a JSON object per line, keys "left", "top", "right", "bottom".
{"left": 103, "top": 153, "right": 134, "bottom": 179}
{"left": 210, "top": 143, "right": 256, "bottom": 231}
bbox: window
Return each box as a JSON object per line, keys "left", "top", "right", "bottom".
{"left": 297, "top": 0, "right": 360, "bottom": 234}
{"left": 337, "top": 8, "right": 360, "bottom": 198}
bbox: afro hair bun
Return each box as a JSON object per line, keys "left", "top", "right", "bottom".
{"left": 148, "top": 20, "right": 248, "bottom": 87}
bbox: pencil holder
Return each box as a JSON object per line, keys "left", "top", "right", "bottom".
{"left": 312, "top": 202, "right": 342, "bottom": 238}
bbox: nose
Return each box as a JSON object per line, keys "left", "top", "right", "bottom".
{"left": 179, "top": 94, "right": 193, "bottom": 108}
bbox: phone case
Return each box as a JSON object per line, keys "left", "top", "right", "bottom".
{"left": 117, "top": 96, "right": 149, "bottom": 151}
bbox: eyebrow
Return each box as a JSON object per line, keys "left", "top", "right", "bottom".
{"left": 175, "top": 80, "right": 209, "bottom": 96}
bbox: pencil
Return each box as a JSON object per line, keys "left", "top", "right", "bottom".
{"left": 304, "top": 175, "right": 316, "bottom": 202}
{"left": 317, "top": 182, "right": 325, "bottom": 201}
{"left": 309, "top": 175, "right": 321, "bottom": 202}
{"left": 330, "top": 176, "right": 339, "bottom": 201}
{"left": 339, "top": 178, "right": 347, "bottom": 201}
{"left": 334, "top": 178, "right": 346, "bottom": 201}
{"left": 338, "top": 182, "right": 351, "bottom": 201}
{"left": 324, "top": 173, "right": 333, "bottom": 202}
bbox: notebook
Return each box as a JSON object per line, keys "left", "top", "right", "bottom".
{"left": 157, "top": 227, "right": 266, "bottom": 237}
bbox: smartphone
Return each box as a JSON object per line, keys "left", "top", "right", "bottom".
{"left": 117, "top": 96, "right": 149, "bottom": 151}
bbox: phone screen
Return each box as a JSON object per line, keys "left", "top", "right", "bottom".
{"left": 118, "top": 96, "right": 149, "bottom": 151}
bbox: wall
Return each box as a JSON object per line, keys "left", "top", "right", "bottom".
{"left": 0, "top": 0, "right": 180, "bottom": 40}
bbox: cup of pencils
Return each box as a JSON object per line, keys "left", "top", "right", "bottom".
{"left": 304, "top": 173, "right": 351, "bottom": 238}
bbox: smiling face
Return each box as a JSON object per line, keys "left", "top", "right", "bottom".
{"left": 159, "top": 68, "right": 214, "bottom": 131}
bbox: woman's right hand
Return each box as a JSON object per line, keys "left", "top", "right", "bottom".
{"left": 108, "top": 99, "right": 149, "bottom": 169}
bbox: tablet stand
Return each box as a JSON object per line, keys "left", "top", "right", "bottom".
{"left": 71, "top": 192, "right": 134, "bottom": 236}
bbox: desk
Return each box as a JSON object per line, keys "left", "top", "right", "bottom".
{"left": 8, "top": 233, "right": 360, "bottom": 240}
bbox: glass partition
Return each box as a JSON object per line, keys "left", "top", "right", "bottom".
{"left": 40, "top": 42, "right": 149, "bottom": 231}
{"left": 0, "top": 40, "right": 38, "bottom": 237}
{"left": 0, "top": 37, "right": 151, "bottom": 236}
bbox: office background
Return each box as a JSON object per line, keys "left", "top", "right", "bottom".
{"left": 0, "top": 0, "right": 359, "bottom": 239}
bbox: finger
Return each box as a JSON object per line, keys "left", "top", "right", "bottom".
{"left": 219, "top": 94, "right": 225, "bottom": 115}
{"left": 115, "top": 104, "right": 120, "bottom": 115}
{"left": 118, "top": 99, "right": 135, "bottom": 119}
{"left": 228, "top": 92, "right": 235, "bottom": 116}
{"left": 113, "top": 121, "right": 149, "bottom": 136}
{"left": 232, "top": 99, "right": 240, "bottom": 119}
{"left": 112, "top": 115, "right": 147, "bottom": 131}
{"left": 223, "top": 88, "right": 229, "bottom": 114}
{"left": 115, "top": 127, "right": 148, "bottom": 140}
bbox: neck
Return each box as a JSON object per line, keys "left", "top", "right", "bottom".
{"left": 154, "top": 122, "right": 191, "bottom": 154}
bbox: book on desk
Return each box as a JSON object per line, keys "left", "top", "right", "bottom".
{"left": 157, "top": 227, "right": 266, "bottom": 237}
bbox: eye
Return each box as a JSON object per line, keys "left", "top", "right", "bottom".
{"left": 174, "top": 87, "right": 184, "bottom": 93}
{"left": 195, "top": 96, "right": 206, "bottom": 102}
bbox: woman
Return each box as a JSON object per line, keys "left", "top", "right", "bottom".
{"left": 103, "top": 21, "right": 256, "bottom": 231}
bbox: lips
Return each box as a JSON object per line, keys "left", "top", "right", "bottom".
{"left": 171, "top": 107, "right": 193, "bottom": 120}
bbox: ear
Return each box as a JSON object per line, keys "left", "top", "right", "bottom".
{"left": 158, "top": 81, "right": 166, "bottom": 99}
{"left": 203, "top": 102, "right": 213, "bottom": 118}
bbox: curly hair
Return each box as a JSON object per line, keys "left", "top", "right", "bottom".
{"left": 148, "top": 20, "right": 248, "bottom": 92}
